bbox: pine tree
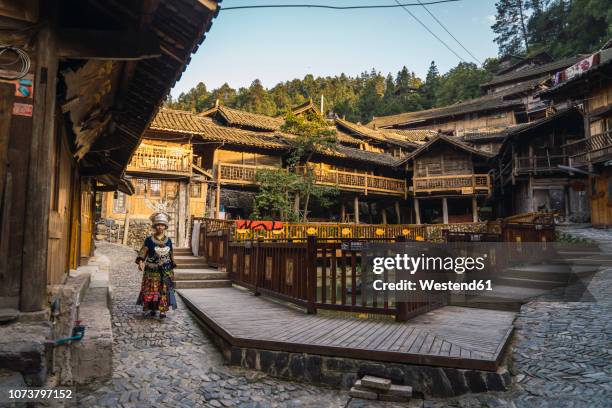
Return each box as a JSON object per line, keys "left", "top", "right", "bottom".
{"left": 492, "top": 0, "right": 531, "bottom": 56}
{"left": 422, "top": 61, "right": 440, "bottom": 109}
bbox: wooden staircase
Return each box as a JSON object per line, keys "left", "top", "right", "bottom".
{"left": 173, "top": 248, "right": 231, "bottom": 289}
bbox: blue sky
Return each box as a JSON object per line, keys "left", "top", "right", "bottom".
{"left": 171, "top": 0, "right": 499, "bottom": 97}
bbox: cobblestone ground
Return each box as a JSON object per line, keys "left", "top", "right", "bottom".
{"left": 78, "top": 232, "right": 612, "bottom": 408}
{"left": 424, "top": 227, "right": 612, "bottom": 408}
{"left": 77, "top": 242, "right": 348, "bottom": 408}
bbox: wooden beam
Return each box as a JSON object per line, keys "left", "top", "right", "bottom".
{"left": 0, "top": 83, "right": 14, "bottom": 208}
{"left": 57, "top": 29, "right": 161, "bottom": 60}
{"left": 442, "top": 197, "right": 449, "bottom": 224}
{"left": 20, "top": 1, "right": 57, "bottom": 312}
{"left": 198, "top": 0, "right": 219, "bottom": 11}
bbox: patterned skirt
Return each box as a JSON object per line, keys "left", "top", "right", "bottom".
{"left": 136, "top": 267, "right": 177, "bottom": 312}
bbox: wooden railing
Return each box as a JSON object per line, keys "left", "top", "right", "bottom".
{"left": 564, "top": 130, "right": 612, "bottom": 164}
{"left": 216, "top": 162, "right": 407, "bottom": 196}
{"left": 224, "top": 234, "right": 446, "bottom": 320}
{"left": 311, "top": 168, "right": 406, "bottom": 196}
{"left": 513, "top": 155, "right": 568, "bottom": 173}
{"left": 412, "top": 174, "right": 491, "bottom": 195}
{"left": 127, "top": 144, "right": 192, "bottom": 175}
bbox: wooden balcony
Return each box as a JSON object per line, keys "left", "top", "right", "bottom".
{"left": 513, "top": 155, "right": 569, "bottom": 174}
{"left": 127, "top": 144, "right": 192, "bottom": 176}
{"left": 216, "top": 162, "right": 407, "bottom": 196}
{"left": 412, "top": 174, "right": 491, "bottom": 196}
{"left": 563, "top": 130, "right": 612, "bottom": 165}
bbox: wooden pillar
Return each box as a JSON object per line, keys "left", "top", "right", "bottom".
{"left": 381, "top": 208, "right": 387, "bottom": 225}
{"left": 201, "top": 181, "right": 208, "bottom": 217}
{"left": 21, "top": 2, "right": 58, "bottom": 312}
{"left": 353, "top": 195, "right": 360, "bottom": 224}
{"left": 414, "top": 198, "right": 421, "bottom": 225}
{"left": 442, "top": 197, "right": 449, "bottom": 224}
{"left": 340, "top": 202, "right": 346, "bottom": 222}
{"left": 472, "top": 196, "right": 478, "bottom": 222}
{"left": 177, "top": 181, "right": 188, "bottom": 247}
{"left": 394, "top": 201, "right": 401, "bottom": 224}
{"left": 528, "top": 175, "right": 534, "bottom": 212}
{"left": 215, "top": 182, "right": 221, "bottom": 219}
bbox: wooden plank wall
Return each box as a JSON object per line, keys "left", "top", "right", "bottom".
{"left": 590, "top": 168, "right": 612, "bottom": 227}
{"left": 47, "top": 120, "right": 74, "bottom": 285}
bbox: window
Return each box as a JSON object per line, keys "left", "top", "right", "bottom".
{"left": 134, "top": 178, "right": 147, "bottom": 196}
{"left": 113, "top": 192, "right": 126, "bottom": 213}
{"left": 149, "top": 179, "right": 161, "bottom": 197}
{"left": 190, "top": 182, "right": 202, "bottom": 198}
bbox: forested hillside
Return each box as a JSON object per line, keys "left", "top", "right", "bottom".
{"left": 167, "top": 0, "right": 611, "bottom": 123}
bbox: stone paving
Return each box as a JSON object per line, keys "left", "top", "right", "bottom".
{"left": 423, "top": 226, "right": 612, "bottom": 408}
{"left": 77, "top": 231, "right": 612, "bottom": 407}
{"left": 76, "top": 242, "right": 348, "bottom": 408}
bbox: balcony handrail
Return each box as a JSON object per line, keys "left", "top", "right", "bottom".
{"left": 412, "top": 173, "right": 491, "bottom": 195}
{"left": 217, "top": 162, "right": 406, "bottom": 195}
{"left": 127, "top": 144, "right": 192, "bottom": 174}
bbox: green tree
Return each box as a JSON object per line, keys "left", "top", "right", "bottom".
{"left": 281, "top": 112, "right": 338, "bottom": 221}
{"left": 492, "top": 0, "right": 531, "bottom": 56}
{"left": 252, "top": 169, "right": 301, "bottom": 221}
{"left": 435, "top": 63, "right": 492, "bottom": 107}
{"left": 422, "top": 61, "right": 440, "bottom": 108}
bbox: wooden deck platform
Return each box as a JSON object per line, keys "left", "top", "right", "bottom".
{"left": 178, "top": 287, "right": 515, "bottom": 371}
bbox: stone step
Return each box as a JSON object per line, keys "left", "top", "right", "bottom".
{"left": 174, "top": 279, "right": 232, "bottom": 289}
{"left": 173, "top": 263, "right": 209, "bottom": 269}
{"left": 553, "top": 257, "right": 612, "bottom": 266}
{"left": 174, "top": 248, "right": 193, "bottom": 255}
{"left": 501, "top": 265, "right": 597, "bottom": 282}
{"left": 174, "top": 270, "right": 228, "bottom": 281}
{"left": 494, "top": 276, "right": 567, "bottom": 290}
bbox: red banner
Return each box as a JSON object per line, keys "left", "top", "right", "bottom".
{"left": 235, "top": 220, "right": 284, "bottom": 231}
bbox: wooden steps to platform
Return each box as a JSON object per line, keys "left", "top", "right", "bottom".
{"left": 172, "top": 248, "right": 231, "bottom": 289}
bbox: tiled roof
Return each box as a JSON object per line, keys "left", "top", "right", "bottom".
{"left": 335, "top": 118, "right": 389, "bottom": 142}
{"left": 381, "top": 128, "right": 438, "bottom": 143}
{"left": 402, "top": 134, "right": 495, "bottom": 164}
{"left": 150, "top": 109, "right": 287, "bottom": 149}
{"left": 539, "top": 48, "right": 612, "bottom": 97}
{"left": 369, "top": 93, "right": 523, "bottom": 128}
{"left": 481, "top": 55, "right": 580, "bottom": 88}
{"left": 200, "top": 105, "right": 284, "bottom": 131}
{"left": 334, "top": 128, "right": 365, "bottom": 146}
{"left": 149, "top": 108, "right": 402, "bottom": 166}
{"left": 331, "top": 145, "right": 403, "bottom": 167}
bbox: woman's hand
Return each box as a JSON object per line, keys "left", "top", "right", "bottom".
{"left": 138, "top": 260, "right": 145, "bottom": 271}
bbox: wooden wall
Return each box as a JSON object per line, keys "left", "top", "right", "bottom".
{"left": 398, "top": 109, "right": 517, "bottom": 135}
{"left": 591, "top": 167, "right": 612, "bottom": 227}
{"left": 215, "top": 148, "right": 282, "bottom": 167}
{"left": 414, "top": 144, "right": 473, "bottom": 177}
{"left": 47, "top": 122, "right": 74, "bottom": 285}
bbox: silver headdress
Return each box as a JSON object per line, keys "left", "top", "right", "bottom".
{"left": 149, "top": 212, "right": 170, "bottom": 227}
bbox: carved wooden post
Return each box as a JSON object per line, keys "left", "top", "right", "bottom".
{"left": 306, "top": 234, "right": 317, "bottom": 314}
{"left": 394, "top": 234, "right": 408, "bottom": 322}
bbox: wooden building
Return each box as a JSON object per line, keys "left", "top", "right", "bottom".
{"left": 401, "top": 135, "right": 494, "bottom": 224}
{"left": 120, "top": 106, "right": 414, "bottom": 225}
{"left": 369, "top": 92, "right": 525, "bottom": 136}
{"left": 539, "top": 46, "right": 612, "bottom": 227}
{"left": 0, "top": 0, "right": 219, "bottom": 316}
{"left": 496, "top": 108, "right": 588, "bottom": 220}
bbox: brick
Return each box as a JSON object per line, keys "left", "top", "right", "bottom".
{"left": 349, "top": 386, "right": 378, "bottom": 400}
{"left": 360, "top": 375, "right": 392, "bottom": 391}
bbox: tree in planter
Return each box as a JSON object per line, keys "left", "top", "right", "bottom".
{"left": 282, "top": 111, "right": 339, "bottom": 222}
{"left": 251, "top": 112, "right": 339, "bottom": 221}
{"left": 251, "top": 169, "right": 301, "bottom": 221}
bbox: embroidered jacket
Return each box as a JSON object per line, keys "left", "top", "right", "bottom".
{"left": 135, "top": 235, "right": 177, "bottom": 271}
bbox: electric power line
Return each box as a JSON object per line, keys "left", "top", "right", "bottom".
{"left": 392, "top": 0, "right": 466, "bottom": 62}
{"left": 220, "top": 1, "right": 462, "bottom": 11}
{"left": 414, "top": 0, "right": 481, "bottom": 64}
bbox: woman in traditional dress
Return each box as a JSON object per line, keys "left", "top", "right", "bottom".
{"left": 135, "top": 212, "right": 177, "bottom": 318}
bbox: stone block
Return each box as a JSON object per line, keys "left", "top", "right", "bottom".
{"left": 72, "top": 287, "right": 112, "bottom": 385}
{"left": 465, "top": 370, "right": 488, "bottom": 393}
{"left": 485, "top": 371, "right": 506, "bottom": 391}
{"left": 360, "top": 375, "right": 391, "bottom": 391}
{"left": 0, "top": 308, "right": 19, "bottom": 322}
{"left": 304, "top": 355, "right": 322, "bottom": 383}
{"left": 443, "top": 368, "right": 469, "bottom": 396}
{"left": 348, "top": 386, "right": 377, "bottom": 400}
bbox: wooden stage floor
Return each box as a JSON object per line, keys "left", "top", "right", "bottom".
{"left": 178, "top": 287, "right": 515, "bottom": 371}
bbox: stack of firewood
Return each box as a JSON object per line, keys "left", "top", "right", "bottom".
{"left": 349, "top": 375, "right": 413, "bottom": 402}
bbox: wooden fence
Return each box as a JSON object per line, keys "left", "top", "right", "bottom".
{"left": 223, "top": 234, "right": 446, "bottom": 321}
{"left": 193, "top": 213, "right": 554, "bottom": 321}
